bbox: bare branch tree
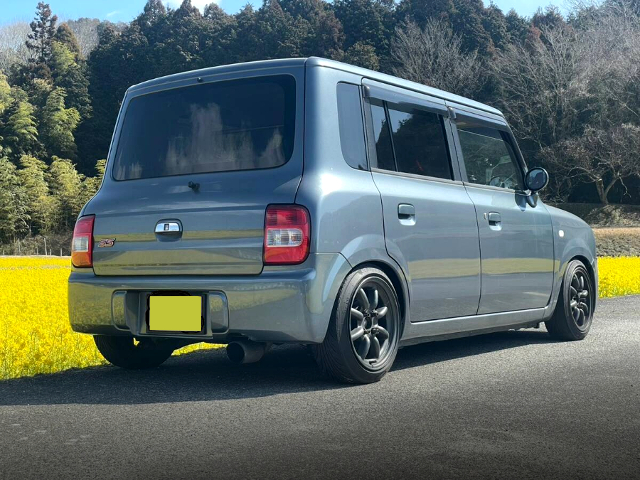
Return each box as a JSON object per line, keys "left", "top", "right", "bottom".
{"left": 0, "top": 22, "right": 33, "bottom": 72}
{"left": 65, "top": 18, "right": 101, "bottom": 59}
{"left": 543, "top": 124, "right": 640, "bottom": 204}
{"left": 391, "top": 19, "right": 484, "bottom": 98}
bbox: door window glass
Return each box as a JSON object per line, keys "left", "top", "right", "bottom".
{"left": 387, "top": 104, "right": 452, "bottom": 179}
{"left": 369, "top": 99, "right": 396, "bottom": 171}
{"left": 456, "top": 122, "right": 523, "bottom": 190}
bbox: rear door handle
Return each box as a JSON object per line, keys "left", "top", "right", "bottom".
{"left": 486, "top": 212, "right": 502, "bottom": 230}
{"left": 398, "top": 204, "right": 415, "bottom": 218}
{"left": 487, "top": 212, "right": 501, "bottom": 224}
{"left": 398, "top": 204, "right": 416, "bottom": 225}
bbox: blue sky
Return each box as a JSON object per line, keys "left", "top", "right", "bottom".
{"left": 1, "top": 0, "right": 566, "bottom": 24}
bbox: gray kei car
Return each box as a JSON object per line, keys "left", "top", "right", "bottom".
{"left": 68, "top": 57, "right": 597, "bottom": 384}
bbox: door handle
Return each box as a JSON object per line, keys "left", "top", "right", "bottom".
{"left": 398, "top": 204, "right": 416, "bottom": 225}
{"left": 398, "top": 204, "right": 415, "bottom": 218}
{"left": 486, "top": 212, "right": 502, "bottom": 230}
{"left": 486, "top": 212, "right": 501, "bottom": 224}
{"left": 155, "top": 221, "right": 182, "bottom": 234}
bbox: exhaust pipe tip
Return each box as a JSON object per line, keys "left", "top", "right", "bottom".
{"left": 226, "top": 340, "right": 269, "bottom": 364}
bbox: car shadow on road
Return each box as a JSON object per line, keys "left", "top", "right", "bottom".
{"left": 0, "top": 329, "right": 555, "bottom": 406}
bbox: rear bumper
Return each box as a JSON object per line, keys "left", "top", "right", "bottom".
{"left": 68, "top": 253, "right": 351, "bottom": 344}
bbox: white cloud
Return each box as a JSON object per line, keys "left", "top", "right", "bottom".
{"left": 106, "top": 10, "right": 121, "bottom": 18}
{"left": 163, "top": 0, "right": 220, "bottom": 11}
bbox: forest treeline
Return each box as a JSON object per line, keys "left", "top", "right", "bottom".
{"left": 0, "top": 0, "right": 640, "bottom": 246}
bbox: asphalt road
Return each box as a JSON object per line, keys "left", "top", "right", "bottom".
{"left": 1, "top": 296, "right": 639, "bottom": 480}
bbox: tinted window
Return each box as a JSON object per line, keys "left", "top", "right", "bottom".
{"left": 369, "top": 99, "right": 396, "bottom": 171}
{"left": 113, "top": 75, "right": 296, "bottom": 180}
{"left": 457, "top": 122, "right": 523, "bottom": 190}
{"left": 387, "top": 104, "right": 452, "bottom": 179}
{"left": 337, "top": 83, "right": 367, "bottom": 170}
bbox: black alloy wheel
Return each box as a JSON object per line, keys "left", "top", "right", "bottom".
{"left": 546, "top": 260, "right": 594, "bottom": 341}
{"left": 349, "top": 279, "right": 396, "bottom": 369}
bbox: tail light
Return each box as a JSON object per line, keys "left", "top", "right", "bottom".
{"left": 264, "top": 205, "right": 310, "bottom": 265}
{"left": 71, "top": 215, "right": 95, "bottom": 268}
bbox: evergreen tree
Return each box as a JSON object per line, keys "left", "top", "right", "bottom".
{"left": 0, "top": 73, "right": 12, "bottom": 156}
{"left": 333, "top": 0, "right": 395, "bottom": 67}
{"left": 50, "top": 40, "right": 92, "bottom": 120}
{"left": 0, "top": 157, "right": 29, "bottom": 242}
{"left": 25, "top": 2, "right": 58, "bottom": 74}
{"left": 40, "top": 87, "right": 80, "bottom": 159}
{"left": 3, "top": 87, "right": 39, "bottom": 157}
{"left": 53, "top": 23, "right": 81, "bottom": 57}
{"left": 279, "top": 0, "right": 345, "bottom": 57}
{"left": 17, "top": 154, "right": 55, "bottom": 234}
{"left": 343, "top": 41, "right": 380, "bottom": 70}
{"left": 505, "top": 9, "right": 530, "bottom": 45}
{"left": 47, "top": 156, "right": 84, "bottom": 230}
{"left": 482, "top": 3, "right": 510, "bottom": 51}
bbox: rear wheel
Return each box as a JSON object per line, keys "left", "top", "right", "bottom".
{"left": 312, "top": 267, "right": 401, "bottom": 384}
{"left": 546, "top": 260, "right": 594, "bottom": 341}
{"left": 94, "top": 335, "right": 175, "bottom": 369}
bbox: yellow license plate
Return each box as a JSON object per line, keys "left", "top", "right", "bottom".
{"left": 148, "top": 296, "right": 202, "bottom": 332}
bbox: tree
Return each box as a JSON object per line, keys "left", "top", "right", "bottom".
{"left": 544, "top": 125, "right": 640, "bottom": 204}
{"left": 0, "top": 22, "right": 33, "bottom": 72}
{"left": 504, "top": 9, "right": 530, "bottom": 45}
{"left": 26, "top": 2, "right": 58, "bottom": 66}
{"left": 391, "top": 20, "right": 484, "bottom": 97}
{"left": 333, "top": 0, "right": 395, "bottom": 55}
{"left": 50, "top": 40, "right": 92, "bottom": 120}
{"left": 17, "top": 155, "right": 55, "bottom": 233}
{"left": 343, "top": 41, "right": 379, "bottom": 70}
{"left": 54, "top": 23, "right": 81, "bottom": 57}
{"left": 47, "top": 156, "right": 84, "bottom": 230}
{"left": 40, "top": 87, "right": 80, "bottom": 159}
{"left": 0, "top": 157, "right": 29, "bottom": 242}
{"left": 279, "top": 0, "right": 345, "bottom": 57}
{"left": 0, "top": 73, "right": 11, "bottom": 155}
{"left": 491, "top": 25, "right": 585, "bottom": 151}
{"left": 65, "top": 18, "right": 102, "bottom": 58}
{"left": 3, "top": 87, "right": 39, "bottom": 157}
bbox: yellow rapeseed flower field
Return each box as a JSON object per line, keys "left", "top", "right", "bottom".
{"left": 1, "top": 256, "right": 639, "bottom": 380}
{"left": 0, "top": 257, "right": 216, "bottom": 380}
{"left": 598, "top": 257, "right": 640, "bottom": 298}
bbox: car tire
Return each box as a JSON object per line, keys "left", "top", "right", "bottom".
{"left": 312, "top": 267, "right": 401, "bottom": 384}
{"left": 94, "top": 335, "right": 175, "bottom": 369}
{"left": 545, "top": 260, "right": 594, "bottom": 341}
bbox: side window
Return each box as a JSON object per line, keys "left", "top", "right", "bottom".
{"left": 387, "top": 104, "right": 452, "bottom": 179}
{"left": 337, "top": 83, "right": 367, "bottom": 170}
{"left": 456, "top": 121, "right": 523, "bottom": 190}
{"left": 369, "top": 98, "right": 396, "bottom": 171}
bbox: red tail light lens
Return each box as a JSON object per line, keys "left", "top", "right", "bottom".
{"left": 71, "top": 215, "right": 95, "bottom": 268}
{"left": 264, "top": 205, "right": 310, "bottom": 265}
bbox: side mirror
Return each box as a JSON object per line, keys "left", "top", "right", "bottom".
{"left": 525, "top": 167, "right": 549, "bottom": 193}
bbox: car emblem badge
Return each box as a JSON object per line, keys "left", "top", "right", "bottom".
{"left": 98, "top": 238, "right": 116, "bottom": 248}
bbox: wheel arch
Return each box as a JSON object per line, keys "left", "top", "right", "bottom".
{"left": 569, "top": 254, "right": 598, "bottom": 313}
{"left": 348, "top": 259, "right": 410, "bottom": 338}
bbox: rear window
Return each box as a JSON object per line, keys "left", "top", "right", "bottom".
{"left": 112, "top": 75, "right": 296, "bottom": 180}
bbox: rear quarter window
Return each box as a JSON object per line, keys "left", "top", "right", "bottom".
{"left": 112, "top": 75, "right": 296, "bottom": 180}
{"left": 336, "top": 83, "right": 367, "bottom": 170}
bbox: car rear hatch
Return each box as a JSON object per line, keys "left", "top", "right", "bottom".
{"left": 87, "top": 66, "right": 304, "bottom": 276}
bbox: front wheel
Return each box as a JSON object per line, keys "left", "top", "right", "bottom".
{"left": 545, "top": 260, "right": 594, "bottom": 341}
{"left": 312, "top": 267, "right": 401, "bottom": 384}
{"left": 94, "top": 335, "right": 175, "bottom": 369}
